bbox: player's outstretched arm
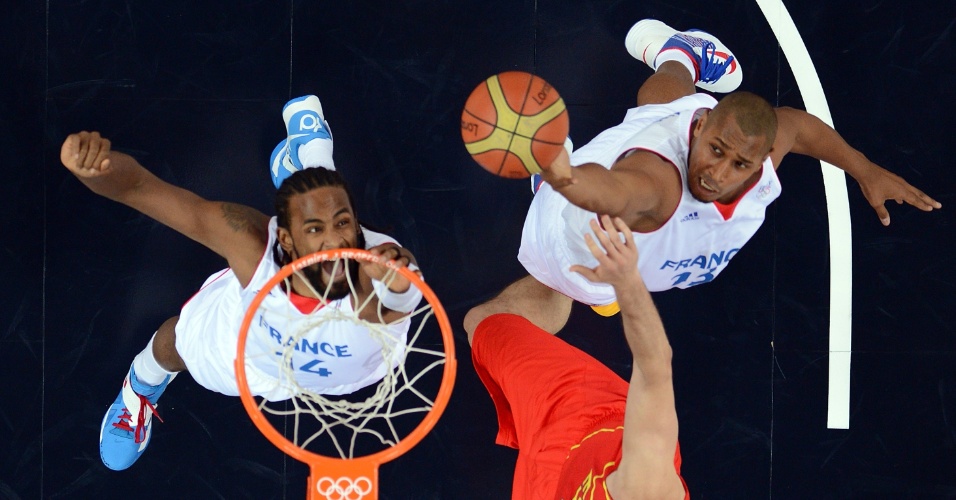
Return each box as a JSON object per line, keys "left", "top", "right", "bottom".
{"left": 60, "top": 131, "right": 270, "bottom": 284}
{"left": 570, "top": 215, "right": 684, "bottom": 500}
{"left": 543, "top": 148, "right": 671, "bottom": 230}
{"left": 771, "top": 107, "right": 942, "bottom": 226}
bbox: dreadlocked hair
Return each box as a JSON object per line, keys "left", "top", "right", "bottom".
{"left": 274, "top": 167, "right": 358, "bottom": 229}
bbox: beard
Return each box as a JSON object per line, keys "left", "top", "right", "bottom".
{"left": 299, "top": 258, "right": 361, "bottom": 301}
{"left": 291, "top": 228, "right": 367, "bottom": 302}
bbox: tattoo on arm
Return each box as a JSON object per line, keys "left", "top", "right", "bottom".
{"left": 221, "top": 202, "right": 261, "bottom": 234}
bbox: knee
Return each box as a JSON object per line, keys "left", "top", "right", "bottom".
{"left": 463, "top": 306, "right": 488, "bottom": 346}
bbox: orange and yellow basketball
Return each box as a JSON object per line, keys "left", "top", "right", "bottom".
{"left": 461, "top": 71, "right": 569, "bottom": 179}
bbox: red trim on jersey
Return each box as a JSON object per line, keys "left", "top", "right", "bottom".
{"left": 180, "top": 268, "right": 232, "bottom": 309}
{"left": 712, "top": 171, "right": 761, "bottom": 220}
{"left": 713, "top": 197, "right": 742, "bottom": 220}
{"left": 287, "top": 290, "right": 327, "bottom": 315}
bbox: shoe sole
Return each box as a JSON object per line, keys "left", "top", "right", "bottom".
{"left": 625, "top": 19, "right": 742, "bottom": 93}
{"left": 625, "top": 19, "right": 678, "bottom": 66}
{"left": 282, "top": 95, "right": 327, "bottom": 135}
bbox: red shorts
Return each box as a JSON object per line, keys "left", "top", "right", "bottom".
{"left": 471, "top": 313, "right": 630, "bottom": 499}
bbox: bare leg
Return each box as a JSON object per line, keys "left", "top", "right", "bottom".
{"left": 153, "top": 316, "right": 187, "bottom": 372}
{"left": 636, "top": 61, "right": 696, "bottom": 107}
{"left": 464, "top": 275, "right": 573, "bottom": 344}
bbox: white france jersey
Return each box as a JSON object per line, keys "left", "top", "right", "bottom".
{"left": 518, "top": 93, "right": 781, "bottom": 305}
{"left": 241, "top": 218, "right": 409, "bottom": 399}
{"left": 176, "top": 217, "right": 407, "bottom": 402}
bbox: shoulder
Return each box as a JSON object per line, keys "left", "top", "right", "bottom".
{"left": 216, "top": 207, "right": 272, "bottom": 286}
{"left": 768, "top": 107, "right": 805, "bottom": 168}
{"left": 361, "top": 226, "right": 399, "bottom": 248}
{"left": 613, "top": 150, "right": 681, "bottom": 185}
{"left": 220, "top": 203, "right": 272, "bottom": 240}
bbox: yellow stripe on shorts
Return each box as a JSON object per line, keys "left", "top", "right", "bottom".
{"left": 590, "top": 301, "right": 620, "bottom": 317}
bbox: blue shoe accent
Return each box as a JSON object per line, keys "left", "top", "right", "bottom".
{"left": 99, "top": 367, "right": 170, "bottom": 471}
{"left": 269, "top": 139, "right": 297, "bottom": 189}
{"left": 531, "top": 173, "right": 544, "bottom": 194}
{"left": 269, "top": 95, "right": 334, "bottom": 189}
{"left": 662, "top": 30, "right": 737, "bottom": 89}
{"left": 625, "top": 19, "right": 741, "bottom": 93}
{"left": 283, "top": 95, "right": 332, "bottom": 166}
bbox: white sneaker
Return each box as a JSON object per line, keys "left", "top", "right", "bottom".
{"left": 625, "top": 19, "right": 742, "bottom": 93}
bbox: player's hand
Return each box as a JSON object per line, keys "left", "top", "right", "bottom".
{"left": 570, "top": 215, "right": 641, "bottom": 288}
{"left": 855, "top": 163, "right": 941, "bottom": 226}
{"left": 540, "top": 147, "right": 576, "bottom": 189}
{"left": 60, "top": 131, "right": 113, "bottom": 178}
{"left": 362, "top": 243, "right": 419, "bottom": 292}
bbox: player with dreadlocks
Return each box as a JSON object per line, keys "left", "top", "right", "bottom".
{"left": 60, "top": 96, "right": 420, "bottom": 471}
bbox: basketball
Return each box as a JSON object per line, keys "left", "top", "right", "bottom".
{"left": 461, "top": 71, "right": 569, "bottom": 179}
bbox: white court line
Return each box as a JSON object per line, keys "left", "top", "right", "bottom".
{"left": 755, "top": 0, "right": 853, "bottom": 429}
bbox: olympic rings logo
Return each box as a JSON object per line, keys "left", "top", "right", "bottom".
{"left": 315, "top": 476, "right": 373, "bottom": 500}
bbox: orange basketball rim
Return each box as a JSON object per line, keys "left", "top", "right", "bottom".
{"left": 235, "top": 248, "right": 457, "bottom": 500}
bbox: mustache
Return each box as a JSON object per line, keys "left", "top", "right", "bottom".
{"left": 299, "top": 257, "right": 360, "bottom": 301}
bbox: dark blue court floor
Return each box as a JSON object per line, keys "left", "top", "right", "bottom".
{"left": 3, "top": 1, "right": 955, "bottom": 498}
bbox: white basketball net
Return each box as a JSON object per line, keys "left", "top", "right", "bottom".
{"left": 247, "top": 253, "right": 447, "bottom": 460}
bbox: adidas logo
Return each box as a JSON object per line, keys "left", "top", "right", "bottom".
{"left": 679, "top": 212, "right": 699, "bottom": 222}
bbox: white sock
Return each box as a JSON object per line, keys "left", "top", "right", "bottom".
{"left": 655, "top": 50, "right": 698, "bottom": 81}
{"left": 132, "top": 333, "right": 179, "bottom": 386}
{"left": 298, "top": 137, "right": 335, "bottom": 171}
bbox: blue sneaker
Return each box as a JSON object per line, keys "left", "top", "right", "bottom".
{"left": 270, "top": 95, "right": 334, "bottom": 189}
{"left": 99, "top": 367, "right": 170, "bottom": 470}
{"left": 625, "top": 19, "right": 741, "bottom": 93}
{"left": 269, "top": 138, "right": 296, "bottom": 189}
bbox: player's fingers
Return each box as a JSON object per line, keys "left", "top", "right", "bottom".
{"left": 610, "top": 217, "right": 634, "bottom": 248}
{"left": 60, "top": 134, "right": 79, "bottom": 168}
{"left": 569, "top": 264, "right": 598, "bottom": 281}
{"left": 581, "top": 232, "right": 605, "bottom": 261}
{"left": 587, "top": 219, "right": 615, "bottom": 255}
{"left": 378, "top": 247, "right": 397, "bottom": 261}
{"left": 907, "top": 187, "right": 942, "bottom": 211}
{"left": 75, "top": 133, "right": 91, "bottom": 170}
{"left": 592, "top": 216, "right": 613, "bottom": 251}
{"left": 85, "top": 132, "right": 105, "bottom": 169}
{"left": 598, "top": 215, "right": 622, "bottom": 251}
{"left": 369, "top": 244, "right": 398, "bottom": 261}
{"left": 93, "top": 138, "right": 111, "bottom": 171}
{"left": 81, "top": 132, "right": 103, "bottom": 170}
{"left": 873, "top": 204, "right": 890, "bottom": 226}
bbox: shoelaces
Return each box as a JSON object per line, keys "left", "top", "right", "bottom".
{"left": 112, "top": 394, "right": 164, "bottom": 444}
{"left": 698, "top": 41, "right": 735, "bottom": 84}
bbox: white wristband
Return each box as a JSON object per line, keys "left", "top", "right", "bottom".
{"left": 372, "top": 276, "right": 423, "bottom": 313}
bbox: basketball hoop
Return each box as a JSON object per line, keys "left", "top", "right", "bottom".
{"left": 235, "top": 249, "right": 456, "bottom": 500}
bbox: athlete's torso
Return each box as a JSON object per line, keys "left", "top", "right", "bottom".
{"left": 241, "top": 217, "right": 408, "bottom": 396}
{"left": 563, "top": 94, "right": 781, "bottom": 293}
